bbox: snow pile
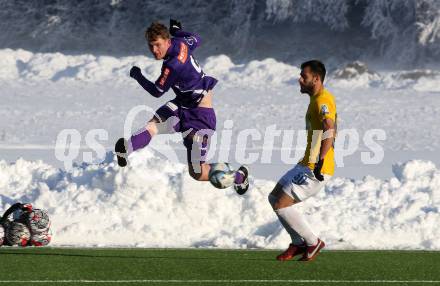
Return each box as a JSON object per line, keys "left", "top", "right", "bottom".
{"left": 0, "top": 49, "right": 299, "bottom": 88}
{"left": 330, "top": 61, "right": 382, "bottom": 88}
{"left": 2, "top": 49, "right": 440, "bottom": 92}
{"left": 382, "top": 69, "right": 440, "bottom": 92}
{"left": 0, "top": 150, "right": 439, "bottom": 249}
{"left": 0, "top": 49, "right": 160, "bottom": 83}
{"left": 328, "top": 61, "right": 440, "bottom": 91}
{"left": 204, "top": 55, "right": 301, "bottom": 88}
{"left": 318, "top": 160, "right": 440, "bottom": 249}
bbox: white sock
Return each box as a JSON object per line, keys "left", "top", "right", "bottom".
{"left": 268, "top": 195, "right": 304, "bottom": 245}
{"left": 126, "top": 139, "right": 133, "bottom": 155}
{"left": 276, "top": 205, "right": 318, "bottom": 246}
{"left": 277, "top": 215, "right": 305, "bottom": 245}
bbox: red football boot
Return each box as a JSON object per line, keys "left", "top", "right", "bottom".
{"left": 299, "top": 238, "right": 325, "bottom": 262}
{"left": 276, "top": 243, "right": 306, "bottom": 261}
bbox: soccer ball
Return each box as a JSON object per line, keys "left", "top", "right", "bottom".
{"left": 5, "top": 222, "right": 31, "bottom": 247}
{"left": 30, "top": 230, "right": 52, "bottom": 246}
{"left": 0, "top": 225, "right": 4, "bottom": 246}
{"left": 23, "top": 209, "right": 51, "bottom": 234}
{"left": 208, "top": 163, "right": 235, "bottom": 189}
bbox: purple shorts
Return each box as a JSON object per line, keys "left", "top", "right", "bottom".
{"left": 155, "top": 100, "right": 216, "bottom": 165}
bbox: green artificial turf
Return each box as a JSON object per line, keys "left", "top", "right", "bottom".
{"left": 0, "top": 248, "right": 439, "bottom": 285}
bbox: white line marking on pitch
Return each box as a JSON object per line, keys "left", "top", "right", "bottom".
{"left": 0, "top": 280, "right": 438, "bottom": 284}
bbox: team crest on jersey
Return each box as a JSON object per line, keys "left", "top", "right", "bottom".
{"left": 320, "top": 104, "right": 329, "bottom": 115}
{"left": 185, "top": 37, "right": 194, "bottom": 46}
{"left": 159, "top": 68, "right": 170, "bottom": 86}
{"left": 178, "top": 42, "right": 188, "bottom": 63}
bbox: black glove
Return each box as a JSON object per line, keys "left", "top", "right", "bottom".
{"left": 169, "top": 19, "right": 182, "bottom": 36}
{"left": 313, "top": 158, "right": 324, "bottom": 181}
{"left": 129, "top": 66, "right": 142, "bottom": 79}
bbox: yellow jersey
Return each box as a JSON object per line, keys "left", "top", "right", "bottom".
{"left": 299, "top": 88, "right": 337, "bottom": 176}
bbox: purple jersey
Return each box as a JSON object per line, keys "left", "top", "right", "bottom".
{"left": 134, "top": 30, "right": 217, "bottom": 108}
{"left": 128, "top": 31, "right": 218, "bottom": 166}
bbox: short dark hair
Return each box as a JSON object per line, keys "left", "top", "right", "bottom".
{"left": 301, "top": 60, "right": 326, "bottom": 82}
{"left": 145, "top": 22, "right": 170, "bottom": 41}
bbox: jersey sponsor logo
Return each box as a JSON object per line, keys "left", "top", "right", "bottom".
{"left": 320, "top": 104, "right": 329, "bottom": 115}
{"left": 178, "top": 42, "right": 188, "bottom": 63}
{"left": 159, "top": 68, "right": 170, "bottom": 86}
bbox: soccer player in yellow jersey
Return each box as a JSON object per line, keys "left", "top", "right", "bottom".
{"left": 268, "top": 60, "right": 336, "bottom": 262}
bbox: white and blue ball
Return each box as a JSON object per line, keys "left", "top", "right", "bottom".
{"left": 208, "top": 163, "right": 235, "bottom": 189}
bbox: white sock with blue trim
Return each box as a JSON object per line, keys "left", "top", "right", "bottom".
{"left": 276, "top": 205, "right": 318, "bottom": 246}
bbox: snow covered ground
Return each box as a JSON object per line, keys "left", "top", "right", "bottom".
{"left": 1, "top": 49, "right": 439, "bottom": 249}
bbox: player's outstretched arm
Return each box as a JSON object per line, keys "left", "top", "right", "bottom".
{"left": 129, "top": 66, "right": 164, "bottom": 98}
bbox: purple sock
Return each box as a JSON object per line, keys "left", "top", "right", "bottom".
{"left": 234, "top": 171, "right": 245, "bottom": 184}
{"left": 129, "top": 129, "right": 152, "bottom": 152}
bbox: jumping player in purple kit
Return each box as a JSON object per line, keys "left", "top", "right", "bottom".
{"left": 115, "top": 19, "right": 249, "bottom": 194}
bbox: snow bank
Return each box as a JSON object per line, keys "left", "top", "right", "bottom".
{"left": 0, "top": 49, "right": 299, "bottom": 88}
{"left": 0, "top": 49, "right": 160, "bottom": 83}
{"left": 383, "top": 69, "right": 440, "bottom": 92}
{"left": 329, "top": 61, "right": 440, "bottom": 91}
{"left": 1, "top": 49, "right": 439, "bottom": 92}
{"left": 204, "top": 55, "right": 300, "bottom": 88}
{"left": 329, "top": 61, "right": 382, "bottom": 88}
{"left": 0, "top": 150, "right": 439, "bottom": 249}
